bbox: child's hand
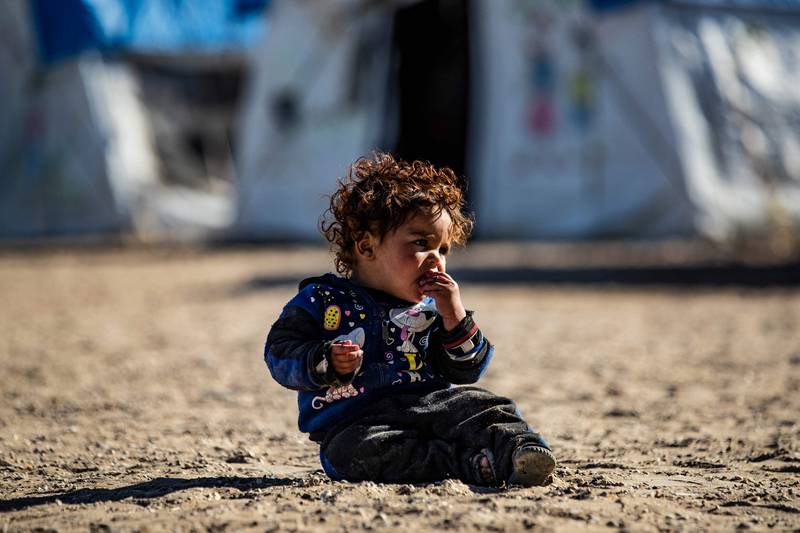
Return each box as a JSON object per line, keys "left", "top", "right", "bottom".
{"left": 419, "top": 271, "right": 467, "bottom": 331}
{"left": 330, "top": 340, "right": 363, "bottom": 376}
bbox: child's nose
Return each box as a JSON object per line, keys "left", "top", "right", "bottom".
{"left": 426, "top": 251, "right": 445, "bottom": 271}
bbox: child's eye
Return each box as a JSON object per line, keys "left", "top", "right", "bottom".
{"left": 413, "top": 239, "right": 428, "bottom": 248}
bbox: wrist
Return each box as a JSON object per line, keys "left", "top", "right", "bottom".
{"left": 441, "top": 311, "right": 478, "bottom": 347}
{"left": 441, "top": 306, "right": 467, "bottom": 332}
{"left": 317, "top": 342, "right": 335, "bottom": 380}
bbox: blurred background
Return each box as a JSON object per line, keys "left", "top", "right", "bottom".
{"left": 4, "top": 4, "right": 800, "bottom": 529}
{"left": 2, "top": 0, "right": 800, "bottom": 263}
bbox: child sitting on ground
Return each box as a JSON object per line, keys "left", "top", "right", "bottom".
{"left": 264, "top": 152, "right": 555, "bottom": 487}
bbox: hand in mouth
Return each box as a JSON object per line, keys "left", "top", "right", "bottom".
{"left": 418, "top": 269, "right": 440, "bottom": 285}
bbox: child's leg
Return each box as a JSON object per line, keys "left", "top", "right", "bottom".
{"left": 320, "top": 387, "right": 551, "bottom": 485}
{"left": 321, "top": 417, "right": 462, "bottom": 483}
{"left": 413, "top": 386, "right": 552, "bottom": 484}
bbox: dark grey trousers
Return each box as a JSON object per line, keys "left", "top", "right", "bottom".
{"left": 319, "top": 386, "right": 550, "bottom": 486}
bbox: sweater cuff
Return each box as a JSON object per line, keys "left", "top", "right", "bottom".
{"left": 311, "top": 341, "right": 337, "bottom": 386}
{"left": 441, "top": 311, "right": 484, "bottom": 362}
{"left": 441, "top": 311, "right": 476, "bottom": 347}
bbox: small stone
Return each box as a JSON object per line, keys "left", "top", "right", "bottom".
{"left": 396, "top": 484, "right": 414, "bottom": 495}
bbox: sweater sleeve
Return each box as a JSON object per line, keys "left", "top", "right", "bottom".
{"left": 264, "top": 285, "right": 341, "bottom": 391}
{"left": 427, "top": 311, "right": 493, "bottom": 384}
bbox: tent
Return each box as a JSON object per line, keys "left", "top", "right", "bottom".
{"left": 0, "top": 0, "right": 269, "bottom": 240}
{"left": 0, "top": 0, "right": 156, "bottom": 238}
{"left": 234, "top": 0, "right": 800, "bottom": 241}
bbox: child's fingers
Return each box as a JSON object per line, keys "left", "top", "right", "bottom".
{"left": 331, "top": 342, "right": 360, "bottom": 355}
{"left": 332, "top": 352, "right": 362, "bottom": 374}
{"left": 420, "top": 272, "right": 456, "bottom": 283}
{"left": 419, "top": 281, "right": 452, "bottom": 293}
{"left": 335, "top": 352, "right": 362, "bottom": 363}
{"left": 330, "top": 342, "right": 363, "bottom": 374}
{"left": 433, "top": 272, "right": 455, "bottom": 283}
{"left": 421, "top": 280, "right": 451, "bottom": 288}
{"left": 332, "top": 347, "right": 363, "bottom": 361}
{"left": 419, "top": 277, "right": 455, "bottom": 288}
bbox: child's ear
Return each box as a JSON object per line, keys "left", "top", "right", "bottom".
{"left": 355, "top": 232, "right": 376, "bottom": 260}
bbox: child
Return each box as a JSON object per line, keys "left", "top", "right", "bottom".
{"left": 264, "top": 153, "right": 555, "bottom": 487}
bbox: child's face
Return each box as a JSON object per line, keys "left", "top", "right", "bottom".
{"left": 355, "top": 209, "right": 453, "bottom": 303}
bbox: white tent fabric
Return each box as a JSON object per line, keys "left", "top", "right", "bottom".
{"left": 234, "top": 0, "right": 395, "bottom": 240}
{"left": 472, "top": 1, "right": 696, "bottom": 238}
{"left": 0, "top": 1, "right": 158, "bottom": 239}
{"left": 658, "top": 2, "right": 800, "bottom": 239}
{"left": 231, "top": 0, "right": 800, "bottom": 241}
{"left": 0, "top": 1, "right": 245, "bottom": 241}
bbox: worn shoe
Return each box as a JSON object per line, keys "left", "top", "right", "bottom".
{"left": 507, "top": 445, "right": 556, "bottom": 487}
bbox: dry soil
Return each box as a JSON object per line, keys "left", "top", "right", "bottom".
{"left": 1, "top": 245, "right": 798, "bottom": 532}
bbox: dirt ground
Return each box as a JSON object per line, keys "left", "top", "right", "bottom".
{"left": 1, "top": 244, "right": 798, "bottom": 532}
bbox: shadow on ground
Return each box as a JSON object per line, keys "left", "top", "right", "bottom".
{"left": 0, "top": 476, "right": 295, "bottom": 513}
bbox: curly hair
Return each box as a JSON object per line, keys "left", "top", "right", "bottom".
{"left": 321, "top": 152, "right": 474, "bottom": 277}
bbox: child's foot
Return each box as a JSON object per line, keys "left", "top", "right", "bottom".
{"left": 507, "top": 445, "right": 556, "bottom": 487}
{"left": 470, "top": 448, "right": 498, "bottom": 486}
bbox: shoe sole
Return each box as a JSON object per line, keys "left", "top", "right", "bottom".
{"left": 507, "top": 446, "right": 556, "bottom": 487}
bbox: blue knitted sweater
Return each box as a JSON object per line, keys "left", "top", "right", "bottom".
{"left": 264, "top": 274, "right": 493, "bottom": 438}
